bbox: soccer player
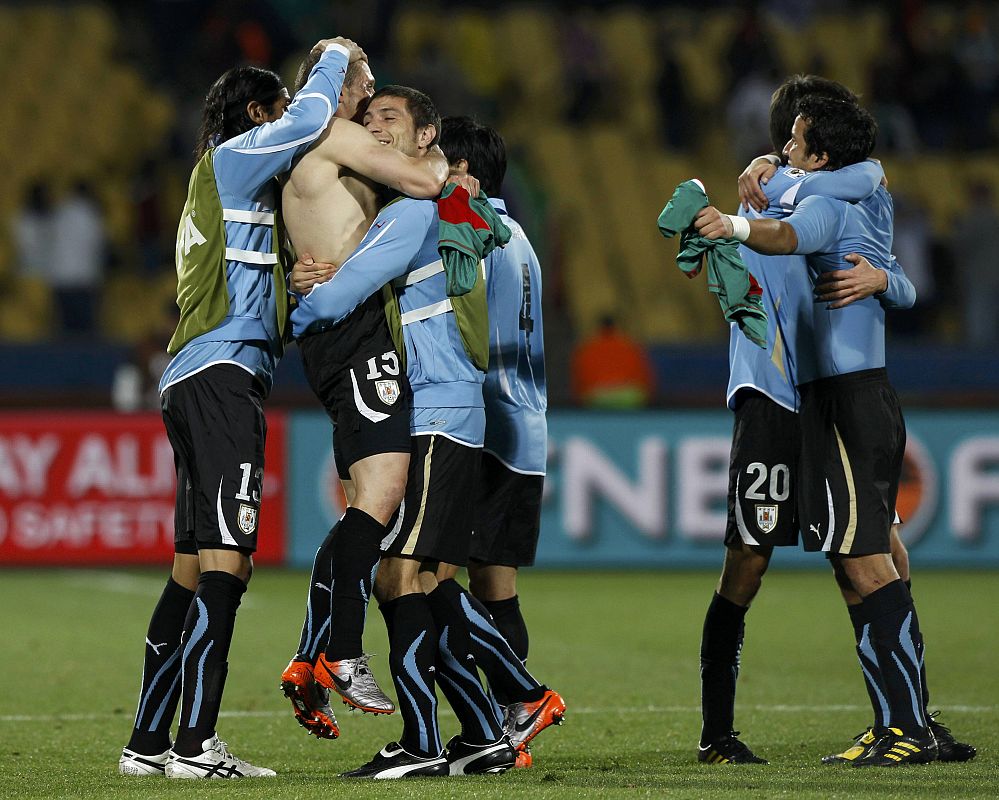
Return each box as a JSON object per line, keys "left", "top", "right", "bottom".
{"left": 118, "top": 37, "right": 364, "bottom": 780}
{"left": 292, "top": 87, "right": 520, "bottom": 778}
{"left": 437, "top": 117, "right": 556, "bottom": 770}
{"left": 698, "top": 76, "right": 974, "bottom": 767}
{"left": 276, "top": 48, "right": 451, "bottom": 738}
{"left": 697, "top": 94, "right": 938, "bottom": 767}
{"left": 695, "top": 76, "right": 914, "bottom": 766}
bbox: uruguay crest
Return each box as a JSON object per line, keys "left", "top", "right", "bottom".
{"left": 237, "top": 503, "right": 258, "bottom": 534}
{"left": 376, "top": 379, "right": 400, "bottom": 406}
{"left": 756, "top": 504, "right": 778, "bottom": 533}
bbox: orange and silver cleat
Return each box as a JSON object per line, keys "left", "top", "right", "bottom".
{"left": 503, "top": 689, "right": 566, "bottom": 749}
{"left": 280, "top": 656, "right": 340, "bottom": 739}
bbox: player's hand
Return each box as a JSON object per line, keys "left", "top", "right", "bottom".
{"left": 814, "top": 253, "right": 888, "bottom": 309}
{"left": 738, "top": 156, "right": 778, "bottom": 212}
{"left": 290, "top": 253, "right": 338, "bottom": 294}
{"left": 694, "top": 206, "right": 733, "bottom": 240}
{"left": 446, "top": 173, "right": 480, "bottom": 198}
{"left": 313, "top": 37, "right": 367, "bottom": 63}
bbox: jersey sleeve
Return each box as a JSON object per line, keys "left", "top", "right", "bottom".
{"left": 878, "top": 255, "right": 917, "bottom": 309}
{"left": 795, "top": 160, "right": 884, "bottom": 204}
{"left": 291, "top": 201, "right": 433, "bottom": 335}
{"left": 213, "top": 46, "right": 348, "bottom": 198}
{"left": 787, "top": 195, "right": 842, "bottom": 254}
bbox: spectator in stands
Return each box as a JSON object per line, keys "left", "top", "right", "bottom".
{"left": 888, "top": 192, "right": 935, "bottom": 337}
{"left": 953, "top": 181, "right": 999, "bottom": 347}
{"left": 49, "top": 181, "right": 108, "bottom": 335}
{"left": 12, "top": 181, "right": 56, "bottom": 281}
{"left": 571, "top": 315, "right": 656, "bottom": 408}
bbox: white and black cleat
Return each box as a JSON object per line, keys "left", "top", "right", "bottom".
{"left": 164, "top": 735, "right": 276, "bottom": 779}
{"left": 119, "top": 746, "right": 170, "bottom": 776}
{"left": 445, "top": 734, "right": 517, "bottom": 775}
{"left": 340, "top": 741, "right": 449, "bottom": 779}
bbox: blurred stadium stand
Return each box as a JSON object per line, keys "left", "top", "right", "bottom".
{"left": 2, "top": 1, "right": 998, "bottom": 407}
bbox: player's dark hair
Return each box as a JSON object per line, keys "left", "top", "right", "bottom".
{"left": 438, "top": 116, "right": 507, "bottom": 197}
{"left": 768, "top": 74, "right": 858, "bottom": 154}
{"left": 195, "top": 65, "right": 285, "bottom": 159}
{"left": 371, "top": 85, "right": 441, "bottom": 147}
{"left": 796, "top": 94, "right": 877, "bottom": 171}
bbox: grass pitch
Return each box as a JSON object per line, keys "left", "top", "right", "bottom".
{"left": 0, "top": 567, "right": 995, "bottom": 799}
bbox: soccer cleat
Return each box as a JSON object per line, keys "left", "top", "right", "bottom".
{"left": 821, "top": 728, "right": 877, "bottom": 765}
{"left": 697, "top": 732, "right": 768, "bottom": 764}
{"left": 928, "top": 711, "right": 977, "bottom": 762}
{"left": 340, "top": 741, "right": 449, "bottom": 779}
{"left": 503, "top": 688, "right": 566, "bottom": 749}
{"left": 445, "top": 735, "right": 517, "bottom": 775}
{"left": 852, "top": 727, "right": 937, "bottom": 768}
{"left": 514, "top": 744, "right": 533, "bottom": 769}
{"left": 280, "top": 656, "right": 340, "bottom": 739}
{"left": 164, "top": 735, "right": 276, "bottom": 779}
{"left": 314, "top": 653, "right": 395, "bottom": 714}
{"left": 119, "top": 746, "right": 170, "bottom": 776}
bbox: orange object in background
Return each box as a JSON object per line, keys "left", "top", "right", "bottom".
{"left": 571, "top": 317, "right": 656, "bottom": 408}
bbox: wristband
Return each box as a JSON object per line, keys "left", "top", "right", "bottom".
{"left": 324, "top": 42, "right": 349, "bottom": 57}
{"left": 726, "top": 215, "right": 750, "bottom": 242}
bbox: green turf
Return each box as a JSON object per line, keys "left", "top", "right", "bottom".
{"left": 0, "top": 568, "right": 995, "bottom": 798}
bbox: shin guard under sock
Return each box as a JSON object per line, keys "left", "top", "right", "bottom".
{"left": 427, "top": 586, "right": 504, "bottom": 745}
{"left": 295, "top": 523, "right": 339, "bottom": 662}
{"left": 482, "top": 595, "right": 529, "bottom": 663}
{"left": 380, "top": 593, "right": 442, "bottom": 758}
{"left": 863, "top": 580, "right": 927, "bottom": 736}
{"left": 127, "top": 577, "right": 195, "bottom": 754}
{"left": 849, "top": 602, "right": 888, "bottom": 730}
{"left": 699, "top": 592, "right": 747, "bottom": 745}
{"left": 174, "top": 571, "right": 246, "bottom": 756}
{"left": 438, "top": 579, "right": 545, "bottom": 705}
{"left": 326, "top": 508, "right": 384, "bottom": 661}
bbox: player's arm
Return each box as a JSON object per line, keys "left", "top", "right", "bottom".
{"left": 320, "top": 118, "right": 448, "bottom": 198}
{"left": 290, "top": 202, "right": 432, "bottom": 336}
{"left": 814, "top": 253, "right": 916, "bottom": 310}
{"left": 738, "top": 154, "right": 780, "bottom": 212}
{"left": 795, "top": 160, "right": 885, "bottom": 204}
{"left": 696, "top": 195, "right": 840, "bottom": 255}
{"left": 214, "top": 40, "right": 361, "bottom": 195}
{"left": 695, "top": 205, "right": 798, "bottom": 254}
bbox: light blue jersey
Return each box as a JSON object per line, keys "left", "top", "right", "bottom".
{"left": 727, "top": 161, "right": 914, "bottom": 407}
{"left": 787, "top": 186, "right": 915, "bottom": 381}
{"left": 482, "top": 199, "right": 547, "bottom": 475}
{"left": 292, "top": 198, "right": 486, "bottom": 446}
{"left": 160, "top": 45, "right": 348, "bottom": 395}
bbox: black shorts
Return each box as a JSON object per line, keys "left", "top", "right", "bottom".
{"left": 299, "top": 296, "right": 411, "bottom": 480}
{"left": 381, "top": 434, "right": 481, "bottom": 566}
{"left": 469, "top": 452, "right": 544, "bottom": 567}
{"left": 724, "top": 391, "right": 800, "bottom": 549}
{"left": 798, "top": 368, "right": 905, "bottom": 556}
{"left": 161, "top": 364, "right": 266, "bottom": 554}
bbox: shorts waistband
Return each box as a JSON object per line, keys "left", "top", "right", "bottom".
{"left": 801, "top": 367, "right": 888, "bottom": 393}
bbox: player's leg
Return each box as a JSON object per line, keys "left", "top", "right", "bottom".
{"left": 341, "top": 554, "right": 448, "bottom": 778}
{"left": 394, "top": 435, "right": 514, "bottom": 774}
{"left": 313, "top": 451, "right": 408, "bottom": 714}
{"left": 698, "top": 542, "right": 771, "bottom": 765}
{"left": 161, "top": 365, "right": 275, "bottom": 779}
{"left": 805, "top": 372, "right": 933, "bottom": 767}
{"left": 467, "top": 565, "right": 527, "bottom": 662}
{"left": 119, "top": 550, "right": 199, "bottom": 776}
{"left": 287, "top": 334, "right": 410, "bottom": 722}
{"left": 699, "top": 392, "right": 795, "bottom": 765}
{"left": 421, "top": 562, "right": 515, "bottom": 775}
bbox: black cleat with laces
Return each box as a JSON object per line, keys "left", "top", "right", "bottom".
{"left": 928, "top": 712, "right": 976, "bottom": 762}
{"left": 697, "top": 732, "right": 768, "bottom": 764}
{"left": 852, "top": 727, "right": 937, "bottom": 768}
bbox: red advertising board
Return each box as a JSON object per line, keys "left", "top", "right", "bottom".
{"left": 0, "top": 412, "right": 286, "bottom": 565}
